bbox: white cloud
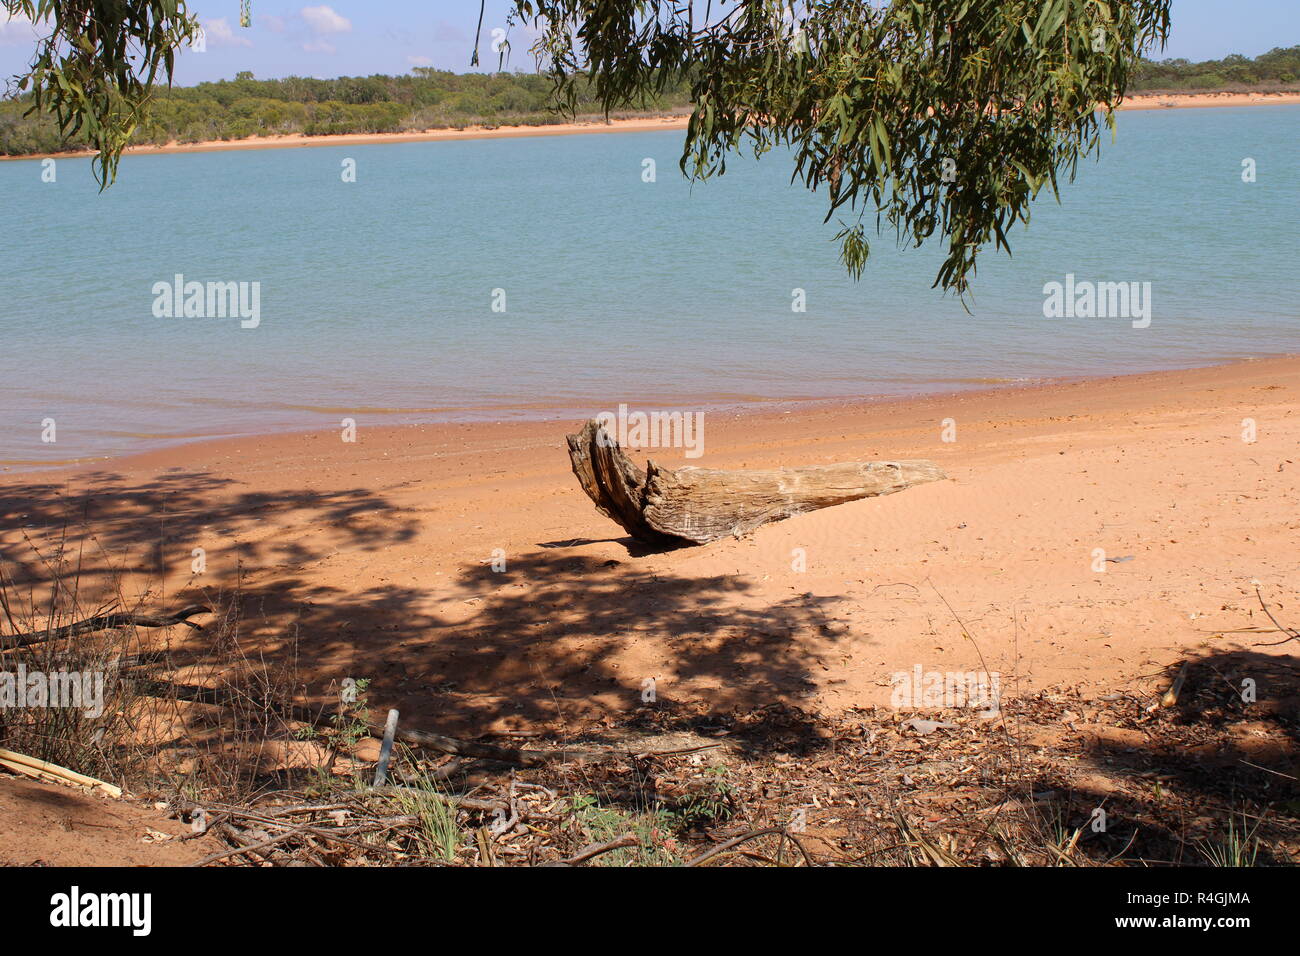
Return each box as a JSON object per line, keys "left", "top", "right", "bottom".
{"left": 300, "top": 6, "right": 352, "bottom": 35}
{"left": 0, "top": 11, "right": 42, "bottom": 46}
{"left": 302, "top": 39, "right": 337, "bottom": 55}
{"left": 202, "top": 18, "right": 252, "bottom": 48}
{"left": 407, "top": 55, "right": 433, "bottom": 67}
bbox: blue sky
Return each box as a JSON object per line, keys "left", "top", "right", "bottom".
{"left": 1, "top": 0, "right": 1297, "bottom": 86}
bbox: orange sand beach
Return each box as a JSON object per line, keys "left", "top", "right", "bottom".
{"left": 0, "top": 114, "right": 694, "bottom": 163}
{"left": 4, "top": 90, "right": 1299, "bottom": 163}
{"left": 2, "top": 356, "right": 1297, "bottom": 737}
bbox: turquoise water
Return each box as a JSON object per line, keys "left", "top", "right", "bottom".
{"left": 1, "top": 105, "right": 1297, "bottom": 465}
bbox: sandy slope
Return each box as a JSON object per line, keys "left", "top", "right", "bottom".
{"left": 0, "top": 777, "right": 215, "bottom": 865}
{"left": 2, "top": 357, "right": 1297, "bottom": 738}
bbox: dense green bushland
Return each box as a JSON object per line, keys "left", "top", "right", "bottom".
{"left": 1130, "top": 45, "right": 1300, "bottom": 90}
{"left": 0, "top": 68, "right": 693, "bottom": 155}
{"left": 2, "top": 47, "right": 1296, "bottom": 157}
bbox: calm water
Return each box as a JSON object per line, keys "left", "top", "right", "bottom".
{"left": 1, "top": 106, "right": 1298, "bottom": 465}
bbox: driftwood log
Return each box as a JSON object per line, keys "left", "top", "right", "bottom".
{"left": 566, "top": 419, "right": 946, "bottom": 546}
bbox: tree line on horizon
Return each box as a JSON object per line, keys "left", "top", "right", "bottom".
{"left": 0, "top": 67, "right": 694, "bottom": 156}
{"left": 1, "top": 46, "right": 1296, "bottom": 158}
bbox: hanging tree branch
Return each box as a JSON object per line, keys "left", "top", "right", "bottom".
{"left": 495, "top": 0, "right": 1173, "bottom": 296}
{"left": 3, "top": 0, "right": 201, "bottom": 186}
{"left": 12, "top": 1, "right": 1173, "bottom": 294}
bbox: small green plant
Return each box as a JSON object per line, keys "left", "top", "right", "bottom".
{"left": 668, "top": 766, "right": 736, "bottom": 831}
{"left": 1198, "top": 811, "right": 1262, "bottom": 867}
{"left": 331, "top": 678, "right": 372, "bottom": 746}
{"left": 291, "top": 677, "right": 373, "bottom": 786}
{"left": 565, "top": 796, "right": 680, "bottom": 866}
{"left": 389, "top": 752, "right": 463, "bottom": 863}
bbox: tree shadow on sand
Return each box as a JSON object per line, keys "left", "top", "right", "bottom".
{"left": 179, "top": 549, "right": 847, "bottom": 751}
{"left": 0, "top": 468, "right": 419, "bottom": 590}
{"left": 2, "top": 466, "right": 848, "bottom": 757}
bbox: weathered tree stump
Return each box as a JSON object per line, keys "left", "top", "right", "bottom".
{"left": 565, "top": 419, "right": 946, "bottom": 546}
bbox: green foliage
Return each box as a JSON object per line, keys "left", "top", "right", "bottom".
{"left": 390, "top": 750, "right": 464, "bottom": 863}
{"left": 565, "top": 795, "right": 681, "bottom": 866}
{"left": 0, "top": 66, "right": 693, "bottom": 152}
{"left": 1131, "top": 45, "right": 1300, "bottom": 90}
{"left": 3, "top": 0, "right": 199, "bottom": 186}
{"left": 665, "top": 765, "right": 736, "bottom": 831}
{"left": 328, "top": 677, "right": 372, "bottom": 753}
{"left": 292, "top": 677, "right": 370, "bottom": 752}
{"left": 513, "top": 0, "right": 1173, "bottom": 295}
{"left": 1197, "top": 810, "right": 1262, "bottom": 867}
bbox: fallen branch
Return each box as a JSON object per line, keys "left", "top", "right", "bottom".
{"left": 195, "top": 809, "right": 429, "bottom": 866}
{"left": 0, "top": 605, "right": 210, "bottom": 650}
{"left": 135, "top": 676, "right": 582, "bottom": 764}
{"left": 364, "top": 786, "right": 503, "bottom": 813}
{"left": 543, "top": 833, "right": 640, "bottom": 867}
{"left": 127, "top": 676, "right": 700, "bottom": 768}
{"left": 1252, "top": 583, "right": 1299, "bottom": 647}
{"left": 196, "top": 824, "right": 307, "bottom": 867}
{"left": 388, "top": 725, "right": 603, "bottom": 767}
{"left": 682, "top": 827, "right": 790, "bottom": 867}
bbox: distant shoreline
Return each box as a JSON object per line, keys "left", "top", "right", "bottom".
{"left": 4, "top": 91, "right": 1299, "bottom": 163}
{"left": 0, "top": 114, "right": 693, "bottom": 163}
{"left": 1120, "top": 89, "right": 1300, "bottom": 111}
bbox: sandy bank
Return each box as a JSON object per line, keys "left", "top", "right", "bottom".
{"left": 5, "top": 90, "right": 1298, "bottom": 163}
{"left": 2, "top": 356, "right": 1297, "bottom": 735}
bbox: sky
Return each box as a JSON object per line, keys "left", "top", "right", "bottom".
{"left": 1, "top": 0, "right": 1297, "bottom": 86}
